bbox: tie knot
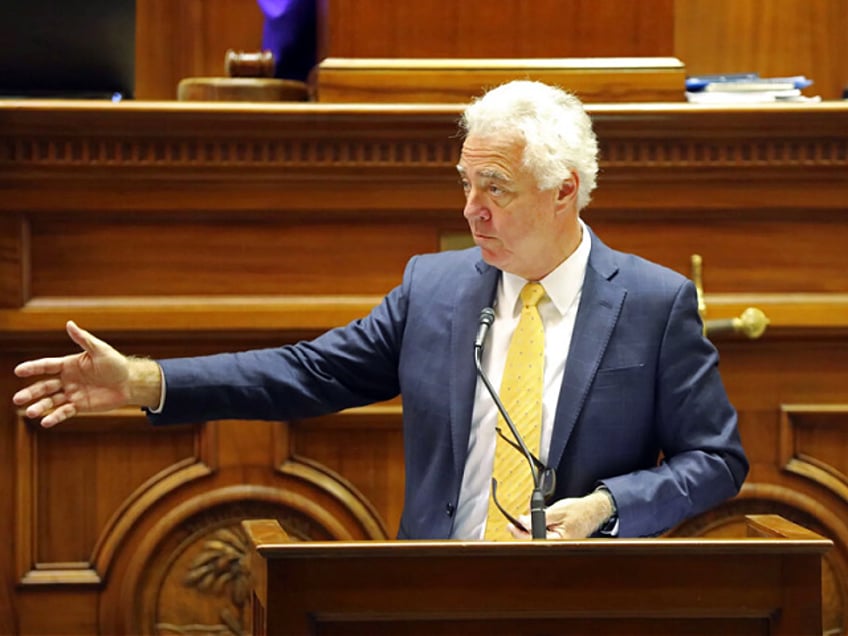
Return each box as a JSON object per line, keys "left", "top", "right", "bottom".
{"left": 520, "top": 282, "right": 546, "bottom": 308}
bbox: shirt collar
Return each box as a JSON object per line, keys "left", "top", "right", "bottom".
{"left": 500, "top": 219, "right": 592, "bottom": 317}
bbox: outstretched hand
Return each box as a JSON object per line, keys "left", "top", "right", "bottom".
{"left": 13, "top": 321, "right": 137, "bottom": 428}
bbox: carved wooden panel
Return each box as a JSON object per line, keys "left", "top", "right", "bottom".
{"left": 291, "top": 404, "right": 405, "bottom": 536}
{"left": 120, "top": 494, "right": 352, "bottom": 635}
{"left": 781, "top": 406, "right": 848, "bottom": 505}
{"left": 14, "top": 410, "right": 205, "bottom": 585}
{"left": 671, "top": 392, "right": 848, "bottom": 634}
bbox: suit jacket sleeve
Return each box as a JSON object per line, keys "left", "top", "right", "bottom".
{"left": 145, "top": 263, "right": 416, "bottom": 426}
{"left": 598, "top": 279, "right": 748, "bottom": 536}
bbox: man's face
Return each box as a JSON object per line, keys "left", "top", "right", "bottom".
{"left": 458, "top": 134, "right": 572, "bottom": 280}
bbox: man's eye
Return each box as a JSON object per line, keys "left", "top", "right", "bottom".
{"left": 489, "top": 184, "right": 504, "bottom": 195}
{"left": 459, "top": 179, "right": 470, "bottom": 192}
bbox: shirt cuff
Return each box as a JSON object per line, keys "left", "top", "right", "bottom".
{"left": 595, "top": 485, "right": 619, "bottom": 536}
{"left": 146, "top": 364, "right": 167, "bottom": 414}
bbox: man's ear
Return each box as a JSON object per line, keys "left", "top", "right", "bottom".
{"left": 556, "top": 175, "right": 579, "bottom": 203}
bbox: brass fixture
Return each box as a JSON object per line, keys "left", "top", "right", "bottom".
{"left": 691, "top": 254, "right": 769, "bottom": 339}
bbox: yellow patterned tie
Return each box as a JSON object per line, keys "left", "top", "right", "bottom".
{"left": 485, "top": 282, "right": 546, "bottom": 540}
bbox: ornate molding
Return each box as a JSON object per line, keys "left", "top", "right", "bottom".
{"left": 1, "top": 102, "right": 847, "bottom": 175}
{"left": 4, "top": 135, "right": 847, "bottom": 172}
{"left": 109, "top": 480, "right": 387, "bottom": 634}
{"left": 14, "top": 410, "right": 213, "bottom": 587}
{"left": 2, "top": 136, "right": 459, "bottom": 170}
{"left": 780, "top": 404, "right": 848, "bottom": 501}
{"left": 599, "top": 138, "right": 848, "bottom": 169}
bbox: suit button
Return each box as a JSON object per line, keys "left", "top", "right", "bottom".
{"left": 445, "top": 503, "right": 456, "bottom": 517}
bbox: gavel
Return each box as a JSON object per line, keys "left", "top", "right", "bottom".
{"left": 225, "top": 50, "right": 276, "bottom": 78}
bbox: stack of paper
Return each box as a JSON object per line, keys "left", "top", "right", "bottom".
{"left": 685, "top": 73, "right": 820, "bottom": 104}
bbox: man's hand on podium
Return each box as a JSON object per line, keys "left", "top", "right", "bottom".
{"left": 510, "top": 489, "right": 615, "bottom": 540}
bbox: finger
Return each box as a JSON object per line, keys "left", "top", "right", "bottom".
{"left": 14, "top": 357, "right": 67, "bottom": 378}
{"left": 24, "top": 392, "right": 68, "bottom": 420}
{"left": 546, "top": 526, "right": 567, "bottom": 540}
{"left": 41, "top": 403, "right": 77, "bottom": 428}
{"left": 66, "top": 320, "right": 106, "bottom": 354}
{"left": 12, "top": 378, "right": 63, "bottom": 406}
{"left": 507, "top": 523, "right": 531, "bottom": 539}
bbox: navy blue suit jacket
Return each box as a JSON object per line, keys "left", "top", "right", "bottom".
{"left": 149, "top": 228, "right": 748, "bottom": 538}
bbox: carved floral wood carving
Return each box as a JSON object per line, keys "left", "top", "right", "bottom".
{"left": 134, "top": 501, "right": 322, "bottom": 636}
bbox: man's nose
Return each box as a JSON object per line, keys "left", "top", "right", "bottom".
{"left": 463, "top": 189, "right": 490, "bottom": 221}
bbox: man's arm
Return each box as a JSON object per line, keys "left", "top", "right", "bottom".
{"left": 603, "top": 281, "right": 748, "bottom": 537}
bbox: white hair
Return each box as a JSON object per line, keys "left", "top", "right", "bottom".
{"left": 460, "top": 80, "right": 599, "bottom": 210}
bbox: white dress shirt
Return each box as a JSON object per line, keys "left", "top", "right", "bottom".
{"left": 451, "top": 222, "right": 591, "bottom": 539}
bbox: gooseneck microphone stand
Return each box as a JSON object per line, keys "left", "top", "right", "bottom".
{"left": 474, "top": 307, "right": 547, "bottom": 539}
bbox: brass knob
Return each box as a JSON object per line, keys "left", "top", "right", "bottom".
{"left": 734, "top": 307, "right": 770, "bottom": 339}
{"left": 691, "top": 254, "right": 769, "bottom": 340}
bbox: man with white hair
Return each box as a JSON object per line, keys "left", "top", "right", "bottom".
{"left": 14, "top": 80, "right": 748, "bottom": 540}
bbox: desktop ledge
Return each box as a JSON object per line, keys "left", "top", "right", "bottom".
{"left": 1, "top": 97, "right": 847, "bottom": 118}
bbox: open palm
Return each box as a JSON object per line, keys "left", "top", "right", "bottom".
{"left": 13, "top": 321, "right": 131, "bottom": 427}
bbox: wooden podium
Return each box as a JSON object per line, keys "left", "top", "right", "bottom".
{"left": 243, "top": 515, "right": 831, "bottom": 635}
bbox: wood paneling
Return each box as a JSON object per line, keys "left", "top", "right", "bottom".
{"left": 27, "top": 218, "right": 427, "bottom": 297}
{"left": 245, "top": 516, "right": 829, "bottom": 635}
{"left": 131, "top": 0, "right": 848, "bottom": 102}
{"left": 15, "top": 413, "right": 198, "bottom": 580}
{"left": 1, "top": 101, "right": 848, "bottom": 633}
{"left": 0, "top": 215, "right": 27, "bottom": 309}
{"left": 318, "top": 0, "right": 675, "bottom": 59}
{"left": 132, "top": 0, "right": 848, "bottom": 102}
{"left": 674, "top": 0, "right": 848, "bottom": 100}
{"left": 135, "top": 0, "right": 265, "bottom": 99}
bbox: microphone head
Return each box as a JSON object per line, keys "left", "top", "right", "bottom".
{"left": 480, "top": 307, "right": 495, "bottom": 326}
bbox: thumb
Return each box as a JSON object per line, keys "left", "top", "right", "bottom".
{"left": 66, "top": 320, "right": 103, "bottom": 355}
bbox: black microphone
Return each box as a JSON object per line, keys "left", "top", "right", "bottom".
{"left": 475, "top": 306, "right": 495, "bottom": 348}
{"left": 473, "top": 307, "right": 547, "bottom": 539}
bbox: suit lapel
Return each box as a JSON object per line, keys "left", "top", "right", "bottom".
{"left": 547, "top": 234, "right": 626, "bottom": 470}
{"left": 449, "top": 256, "right": 500, "bottom": 485}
